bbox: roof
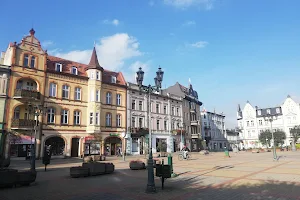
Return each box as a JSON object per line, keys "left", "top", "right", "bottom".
{"left": 88, "top": 47, "right": 103, "bottom": 71}
{"left": 47, "top": 56, "right": 126, "bottom": 85}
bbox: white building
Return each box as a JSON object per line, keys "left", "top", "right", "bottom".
{"left": 126, "top": 82, "right": 183, "bottom": 155}
{"left": 237, "top": 95, "right": 299, "bottom": 149}
{"left": 201, "top": 109, "right": 228, "bottom": 150}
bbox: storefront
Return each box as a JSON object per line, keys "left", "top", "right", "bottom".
{"left": 105, "top": 134, "right": 122, "bottom": 156}
{"left": 10, "top": 135, "right": 34, "bottom": 157}
{"left": 83, "top": 136, "right": 101, "bottom": 156}
{"left": 152, "top": 134, "right": 173, "bottom": 153}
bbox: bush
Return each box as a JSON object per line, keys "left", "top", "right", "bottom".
{"left": 296, "top": 144, "right": 300, "bottom": 149}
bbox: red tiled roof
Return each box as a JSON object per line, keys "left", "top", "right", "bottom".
{"left": 47, "top": 55, "right": 126, "bottom": 86}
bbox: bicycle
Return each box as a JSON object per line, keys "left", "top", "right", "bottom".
{"left": 178, "top": 152, "right": 190, "bottom": 161}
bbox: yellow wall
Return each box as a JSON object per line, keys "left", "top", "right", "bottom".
{"left": 101, "top": 83, "right": 127, "bottom": 133}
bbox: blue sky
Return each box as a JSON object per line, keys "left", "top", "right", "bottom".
{"left": 1, "top": 0, "right": 300, "bottom": 128}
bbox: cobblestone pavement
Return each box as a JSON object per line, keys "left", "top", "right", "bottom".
{"left": 1, "top": 151, "right": 300, "bottom": 200}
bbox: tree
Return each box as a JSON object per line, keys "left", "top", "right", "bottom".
{"left": 259, "top": 130, "right": 272, "bottom": 147}
{"left": 290, "top": 125, "right": 300, "bottom": 151}
{"left": 259, "top": 130, "right": 286, "bottom": 147}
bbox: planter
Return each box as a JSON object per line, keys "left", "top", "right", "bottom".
{"left": 82, "top": 162, "right": 106, "bottom": 176}
{"left": 83, "top": 156, "right": 93, "bottom": 163}
{"left": 70, "top": 166, "right": 90, "bottom": 178}
{"left": 105, "top": 163, "right": 115, "bottom": 174}
{"left": 100, "top": 155, "right": 106, "bottom": 161}
{"left": 92, "top": 155, "right": 101, "bottom": 161}
{"left": 0, "top": 169, "right": 18, "bottom": 188}
{"left": 129, "top": 161, "right": 146, "bottom": 170}
{"left": 16, "top": 170, "right": 37, "bottom": 186}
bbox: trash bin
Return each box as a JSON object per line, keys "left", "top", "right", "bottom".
{"left": 224, "top": 149, "right": 229, "bottom": 157}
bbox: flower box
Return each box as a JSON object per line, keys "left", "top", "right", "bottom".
{"left": 70, "top": 166, "right": 90, "bottom": 178}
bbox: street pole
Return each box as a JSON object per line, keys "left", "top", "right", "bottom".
{"left": 30, "top": 114, "right": 38, "bottom": 171}
{"left": 270, "top": 119, "right": 277, "bottom": 160}
{"left": 180, "top": 125, "right": 183, "bottom": 150}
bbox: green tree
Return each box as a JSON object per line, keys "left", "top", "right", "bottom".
{"left": 273, "top": 131, "right": 286, "bottom": 147}
{"left": 259, "top": 130, "right": 272, "bottom": 147}
{"left": 290, "top": 125, "right": 300, "bottom": 151}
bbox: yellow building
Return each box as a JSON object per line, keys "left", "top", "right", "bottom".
{"left": 1, "top": 29, "right": 127, "bottom": 158}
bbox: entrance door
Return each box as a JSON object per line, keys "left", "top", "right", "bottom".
{"left": 71, "top": 138, "right": 79, "bottom": 157}
{"left": 111, "top": 143, "right": 116, "bottom": 155}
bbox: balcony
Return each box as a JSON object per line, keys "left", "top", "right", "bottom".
{"left": 152, "top": 130, "right": 170, "bottom": 135}
{"left": 190, "top": 109, "right": 196, "bottom": 113}
{"left": 191, "top": 120, "right": 199, "bottom": 126}
{"left": 129, "top": 127, "right": 149, "bottom": 136}
{"left": 13, "top": 89, "right": 40, "bottom": 100}
{"left": 11, "top": 119, "right": 37, "bottom": 130}
{"left": 171, "top": 129, "right": 187, "bottom": 135}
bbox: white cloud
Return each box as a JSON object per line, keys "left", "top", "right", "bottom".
{"left": 53, "top": 33, "right": 142, "bottom": 72}
{"left": 102, "top": 19, "right": 120, "bottom": 26}
{"left": 189, "top": 41, "right": 208, "bottom": 48}
{"left": 182, "top": 20, "right": 196, "bottom": 26}
{"left": 42, "top": 40, "right": 54, "bottom": 48}
{"left": 164, "top": 0, "right": 214, "bottom": 10}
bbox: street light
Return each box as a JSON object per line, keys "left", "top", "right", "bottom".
{"left": 263, "top": 114, "right": 277, "bottom": 160}
{"left": 136, "top": 66, "right": 164, "bottom": 193}
{"left": 266, "top": 138, "right": 269, "bottom": 149}
{"left": 27, "top": 103, "right": 47, "bottom": 171}
{"left": 179, "top": 122, "right": 185, "bottom": 150}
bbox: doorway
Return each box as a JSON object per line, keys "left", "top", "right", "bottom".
{"left": 71, "top": 138, "right": 79, "bottom": 157}
{"left": 105, "top": 136, "right": 121, "bottom": 156}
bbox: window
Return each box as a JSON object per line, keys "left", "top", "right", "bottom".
{"left": 71, "top": 66, "right": 78, "bottom": 75}
{"left": 106, "top": 113, "right": 112, "bottom": 126}
{"left": 116, "top": 114, "right": 121, "bottom": 127}
{"left": 259, "top": 120, "right": 262, "bottom": 125}
{"left": 96, "top": 72, "right": 100, "bottom": 80}
{"left": 265, "top": 120, "right": 269, "bottom": 125}
{"left": 111, "top": 76, "right": 116, "bottom": 83}
{"left": 203, "top": 114, "right": 206, "bottom": 119}
{"left": 23, "top": 54, "right": 29, "bottom": 67}
{"left": 49, "top": 83, "right": 57, "bottom": 97}
{"left": 139, "top": 118, "right": 143, "bottom": 128}
{"left": 13, "top": 107, "right": 20, "bottom": 119}
{"left": 90, "top": 71, "right": 95, "bottom": 79}
{"left": 131, "top": 100, "right": 136, "bottom": 110}
{"left": 163, "top": 105, "right": 167, "bottom": 114}
{"left": 55, "top": 63, "right": 62, "bottom": 72}
{"left": 61, "top": 110, "right": 68, "bottom": 124}
{"left": 132, "top": 117, "right": 136, "bottom": 127}
{"left": 164, "top": 121, "right": 167, "bottom": 130}
{"left": 156, "top": 120, "right": 160, "bottom": 130}
{"left": 139, "top": 101, "right": 143, "bottom": 111}
{"left": 248, "top": 131, "right": 251, "bottom": 138}
{"left": 95, "top": 113, "right": 99, "bottom": 125}
{"left": 89, "top": 113, "right": 93, "bottom": 125}
{"left": 176, "top": 107, "right": 179, "bottom": 116}
{"left": 259, "top": 129, "right": 263, "bottom": 133}
{"left": 96, "top": 90, "right": 100, "bottom": 102}
{"left": 47, "top": 108, "right": 55, "bottom": 123}
{"left": 74, "top": 87, "right": 81, "bottom": 100}
{"left": 30, "top": 56, "right": 35, "bottom": 68}
{"left": 251, "top": 120, "right": 254, "bottom": 126}
{"left": 62, "top": 85, "right": 69, "bottom": 99}
{"left": 276, "top": 108, "right": 280, "bottom": 113}
{"left": 257, "top": 110, "right": 261, "bottom": 115}
{"left": 74, "top": 111, "right": 80, "bottom": 125}
{"left": 247, "top": 121, "right": 250, "bottom": 126}
{"left": 172, "top": 107, "right": 175, "bottom": 115}
{"left": 106, "top": 92, "right": 111, "bottom": 104}
{"left": 267, "top": 109, "right": 271, "bottom": 114}
{"left": 156, "top": 104, "right": 160, "bottom": 113}
{"left": 116, "top": 94, "right": 121, "bottom": 106}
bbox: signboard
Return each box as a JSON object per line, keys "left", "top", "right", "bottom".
{"left": 109, "top": 133, "right": 120, "bottom": 137}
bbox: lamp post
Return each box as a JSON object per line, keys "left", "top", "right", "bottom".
{"left": 264, "top": 114, "right": 277, "bottom": 160}
{"left": 180, "top": 122, "right": 185, "bottom": 150}
{"left": 136, "top": 66, "right": 164, "bottom": 194}
{"left": 266, "top": 138, "right": 269, "bottom": 149}
{"left": 27, "top": 103, "right": 47, "bottom": 171}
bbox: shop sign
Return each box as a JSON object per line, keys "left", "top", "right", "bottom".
{"left": 109, "top": 133, "right": 120, "bottom": 137}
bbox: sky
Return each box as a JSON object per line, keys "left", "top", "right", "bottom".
{"left": 1, "top": 0, "right": 300, "bottom": 128}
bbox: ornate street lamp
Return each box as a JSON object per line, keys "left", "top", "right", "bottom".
{"left": 263, "top": 113, "right": 277, "bottom": 160}
{"left": 27, "top": 103, "right": 47, "bottom": 171}
{"left": 136, "top": 67, "right": 164, "bottom": 193}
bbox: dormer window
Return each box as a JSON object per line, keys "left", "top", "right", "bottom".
{"left": 111, "top": 76, "right": 117, "bottom": 83}
{"left": 267, "top": 109, "right": 271, "bottom": 114}
{"left": 276, "top": 108, "right": 280, "bottom": 113}
{"left": 55, "top": 63, "right": 62, "bottom": 72}
{"left": 257, "top": 110, "right": 261, "bottom": 115}
{"left": 71, "top": 66, "right": 78, "bottom": 75}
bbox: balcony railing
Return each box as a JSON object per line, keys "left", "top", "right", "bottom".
{"left": 171, "top": 129, "right": 187, "bottom": 135}
{"left": 190, "top": 109, "right": 196, "bottom": 113}
{"left": 191, "top": 120, "right": 199, "bottom": 126}
{"left": 13, "top": 89, "right": 41, "bottom": 100}
{"left": 11, "top": 119, "right": 37, "bottom": 129}
{"left": 151, "top": 130, "right": 170, "bottom": 134}
{"left": 129, "top": 127, "right": 149, "bottom": 134}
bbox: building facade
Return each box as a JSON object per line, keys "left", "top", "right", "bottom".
{"left": 0, "top": 64, "right": 10, "bottom": 158}
{"left": 237, "top": 95, "right": 300, "bottom": 149}
{"left": 126, "top": 82, "right": 183, "bottom": 154}
{"left": 201, "top": 109, "right": 228, "bottom": 150}
{"left": 1, "top": 29, "right": 127, "bottom": 158}
{"left": 164, "top": 82, "right": 203, "bottom": 152}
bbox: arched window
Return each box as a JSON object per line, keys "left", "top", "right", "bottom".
{"left": 30, "top": 56, "right": 36, "bottom": 68}
{"left": 106, "top": 92, "right": 111, "bottom": 104}
{"left": 13, "top": 106, "right": 20, "bottom": 119}
{"left": 47, "top": 108, "right": 55, "bottom": 123}
{"left": 116, "top": 114, "right": 121, "bottom": 127}
{"left": 106, "top": 113, "right": 112, "bottom": 127}
{"left": 23, "top": 54, "right": 29, "bottom": 67}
